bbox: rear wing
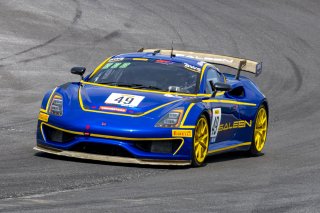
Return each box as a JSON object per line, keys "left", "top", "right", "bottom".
{"left": 141, "top": 49, "right": 262, "bottom": 79}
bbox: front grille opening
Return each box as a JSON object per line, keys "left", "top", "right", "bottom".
{"left": 135, "top": 139, "right": 182, "bottom": 154}
{"left": 70, "top": 142, "right": 133, "bottom": 158}
{"left": 42, "top": 125, "right": 76, "bottom": 143}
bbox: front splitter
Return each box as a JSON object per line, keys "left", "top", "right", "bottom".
{"left": 33, "top": 145, "right": 191, "bottom": 166}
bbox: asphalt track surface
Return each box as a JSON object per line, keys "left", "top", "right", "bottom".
{"left": 1, "top": 0, "right": 320, "bottom": 212}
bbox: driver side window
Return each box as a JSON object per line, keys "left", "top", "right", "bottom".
{"left": 205, "top": 68, "right": 224, "bottom": 94}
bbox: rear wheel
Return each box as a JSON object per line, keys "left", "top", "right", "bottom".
{"left": 249, "top": 105, "right": 268, "bottom": 155}
{"left": 192, "top": 115, "right": 209, "bottom": 167}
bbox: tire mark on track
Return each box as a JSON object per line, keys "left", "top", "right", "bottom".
{"left": 0, "top": 48, "right": 78, "bottom": 68}
{"left": 0, "top": 35, "right": 62, "bottom": 61}
{"left": 285, "top": 56, "right": 303, "bottom": 91}
{"left": 0, "top": 0, "right": 83, "bottom": 61}
{"left": 102, "top": 30, "right": 121, "bottom": 41}
{"left": 71, "top": 0, "right": 82, "bottom": 25}
{"left": 0, "top": 28, "right": 121, "bottom": 69}
{"left": 17, "top": 49, "right": 75, "bottom": 64}
{"left": 18, "top": 30, "right": 120, "bottom": 64}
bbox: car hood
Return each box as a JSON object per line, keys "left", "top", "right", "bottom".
{"left": 79, "top": 83, "right": 189, "bottom": 115}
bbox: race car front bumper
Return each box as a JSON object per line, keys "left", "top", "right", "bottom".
{"left": 35, "top": 121, "right": 194, "bottom": 166}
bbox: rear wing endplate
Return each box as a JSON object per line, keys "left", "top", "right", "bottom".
{"left": 141, "top": 49, "right": 262, "bottom": 79}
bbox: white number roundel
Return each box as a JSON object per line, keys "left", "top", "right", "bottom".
{"left": 105, "top": 93, "right": 145, "bottom": 107}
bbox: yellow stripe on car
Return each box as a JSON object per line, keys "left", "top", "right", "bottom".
{"left": 45, "top": 87, "right": 58, "bottom": 113}
{"left": 173, "top": 140, "right": 185, "bottom": 155}
{"left": 41, "top": 122, "right": 84, "bottom": 135}
{"left": 200, "top": 63, "right": 209, "bottom": 82}
{"left": 89, "top": 57, "right": 112, "bottom": 78}
{"left": 207, "top": 142, "right": 252, "bottom": 154}
{"left": 40, "top": 122, "right": 185, "bottom": 155}
{"left": 202, "top": 99, "right": 256, "bottom": 106}
{"left": 78, "top": 87, "right": 180, "bottom": 117}
{"left": 179, "top": 103, "right": 196, "bottom": 129}
{"left": 132, "top": 58, "right": 148, "bottom": 61}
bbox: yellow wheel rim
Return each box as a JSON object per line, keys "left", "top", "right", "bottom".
{"left": 254, "top": 107, "right": 268, "bottom": 152}
{"left": 194, "top": 117, "right": 209, "bottom": 163}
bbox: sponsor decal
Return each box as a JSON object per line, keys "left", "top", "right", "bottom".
{"left": 38, "top": 112, "right": 49, "bottom": 122}
{"left": 219, "top": 120, "right": 252, "bottom": 132}
{"left": 119, "top": 62, "right": 131, "bottom": 68}
{"left": 109, "top": 57, "right": 124, "bottom": 62}
{"left": 164, "top": 94, "right": 175, "bottom": 97}
{"left": 99, "top": 106, "right": 127, "bottom": 112}
{"left": 103, "top": 62, "right": 131, "bottom": 69}
{"left": 105, "top": 93, "right": 145, "bottom": 107}
{"left": 110, "top": 62, "right": 122, "bottom": 69}
{"left": 197, "top": 61, "right": 205, "bottom": 66}
{"left": 211, "top": 58, "right": 233, "bottom": 63}
{"left": 164, "top": 94, "right": 183, "bottom": 98}
{"left": 155, "top": 59, "right": 172, "bottom": 64}
{"left": 172, "top": 129, "right": 193, "bottom": 138}
{"left": 184, "top": 63, "right": 201, "bottom": 72}
{"left": 214, "top": 109, "right": 220, "bottom": 115}
{"left": 175, "top": 54, "right": 233, "bottom": 64}
{"left": 176, "top": 54, "right": 204, "bottom": 60}
{"left": 102, "top": 63, "right": 114, "bottom": 69}
{"left": 210, "top": 108, "right": 221, "bottom": 143}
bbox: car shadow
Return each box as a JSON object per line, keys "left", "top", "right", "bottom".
{"left": 34, "top": 152, "right": 190, "bottom": 170}
{"left": 205, "top": 151, "right": 264, "bottom": 165}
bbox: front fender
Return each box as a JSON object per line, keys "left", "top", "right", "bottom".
{"left": 180, "top": 102, "right": 208, "bottom": 128}
{"left": 40, "top": 89, "right": 55, "bottom": 111}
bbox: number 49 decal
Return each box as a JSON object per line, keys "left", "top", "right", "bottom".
{"left": 210, "top": 108, "right": 221, "bottom": 143}
{"left": 105, "top": 93, "right": 145, "bottom": 107}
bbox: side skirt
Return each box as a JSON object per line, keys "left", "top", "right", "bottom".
{"left": 207, "top": 141, "right": 251, "bottom": 156}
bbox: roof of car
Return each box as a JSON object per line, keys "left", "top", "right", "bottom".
{"left": 113, "top": 52, "right": 206, "bottom": 68}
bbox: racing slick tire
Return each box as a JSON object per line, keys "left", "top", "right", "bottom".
{"left": 249, "top": 104, "right": 268, "bottom": 156}
{"left": 192, "top": 115, "right": 209, "bottom": 167}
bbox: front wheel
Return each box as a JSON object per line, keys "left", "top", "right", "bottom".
{"left": 192, "top": 115, "right": 209, "bottom": 167}
{"left": 249, "top": 105, "right": 268, "bottom": 155}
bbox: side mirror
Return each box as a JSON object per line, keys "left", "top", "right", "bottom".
{"left": 71, "top": 67, "right": 86, "bottom": 80}
{"left": 209, "top": 81, "right": 231, "bottom": 97}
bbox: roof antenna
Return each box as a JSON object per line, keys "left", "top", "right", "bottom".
{"left": 137, "top": 47, "right": 144, "bottom": 52}
{"left": 170, "top": 41, "right": 175, "bottom": 58}
{"left": 153, "top": 49, "right": 160, "bottom": 55}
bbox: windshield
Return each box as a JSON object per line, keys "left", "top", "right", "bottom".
{"left": 88, "top": 58, "right": 200, "bottom": 94}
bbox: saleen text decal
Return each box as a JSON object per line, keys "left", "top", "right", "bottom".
{"left": 219, "top": 120, "right": 252, "bottom": 132}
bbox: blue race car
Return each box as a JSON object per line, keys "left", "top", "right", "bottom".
{"left": 34, "top": 49, "right": 268, "bottom": 167}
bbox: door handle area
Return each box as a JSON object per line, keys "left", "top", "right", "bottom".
{"left": 221, "top": 105, "right": 238, "bottom": 114}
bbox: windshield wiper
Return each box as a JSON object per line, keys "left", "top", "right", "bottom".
{"left": 98, "top": 82, "right": 162, "bottom": 90}
{"left": 98, "top": 82, "right": 137, "bottom": 87}
{"left": 133, "top": 85, "right": 164, "bottom": 91}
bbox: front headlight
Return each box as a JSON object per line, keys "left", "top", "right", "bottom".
{"left": 155, "top": 108, "right": 184, "bottom": 128}
{"left": 49, "top": 94, "right": 63, "bottom": 116}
